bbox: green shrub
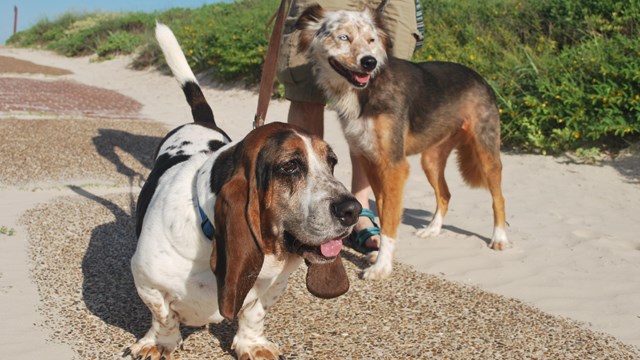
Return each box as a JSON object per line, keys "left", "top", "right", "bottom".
{"left": 414, "top": 0, "right": 639, "bottom": 153}
{"left": 501, "top": 35, "right": 640, "bottom": 152}
{"left": 96, "top": 31, "right": 141, "bottom": 58}
{"left": 156, "top": 0, "right": 277, "bottom": 82}
{"left": 7, "top": 0, "right": 638, "bottom": 153}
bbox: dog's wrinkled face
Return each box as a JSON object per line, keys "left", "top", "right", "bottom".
{"left": 256, "top": 127, "right": 361, "bottom": 264}
{"left": 296, "top": 5, "right": 389, "bottom": 89}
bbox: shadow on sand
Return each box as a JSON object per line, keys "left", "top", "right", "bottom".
{"left": 72, "top": 129, "right": 237, "bottom": 356}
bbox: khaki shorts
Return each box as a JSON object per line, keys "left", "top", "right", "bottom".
{"left": 276, "top": 0, "right": 420, "bottom": 104}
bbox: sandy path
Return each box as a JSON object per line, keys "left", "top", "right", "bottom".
{"left": 0, "top": 46, "right": 638, "bottom": 358}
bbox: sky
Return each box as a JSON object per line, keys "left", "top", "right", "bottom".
{"left": 1, "top": 0, "right": 230, "bottom": 44}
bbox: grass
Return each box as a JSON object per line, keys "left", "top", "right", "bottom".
{"left": 6, "top": 0, "right": 639, "bottom": 154}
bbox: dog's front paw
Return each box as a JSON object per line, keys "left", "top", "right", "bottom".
{"left": 123, "top": 340, "right": 175, "bottom": 360}
{"left": 234, "top": 341, "right": 282, "bottom": 360}
{"left": 488, "top": 227, "right": 510, "bottom": 250}
{"left": 416, "top": 225, "right": 441, "bottom": 238}
{"left": 362, "top": 260, "right": 392, "bottom": 280}
{"left": 416, "top": 213, "right": 443, "bottom": 238}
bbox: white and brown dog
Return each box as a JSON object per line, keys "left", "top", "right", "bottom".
{"left": 126, "top": 23, "right": 361, "bottom": 360}
{"left": 295, "top": 5, "right": 510, "bottom": 280}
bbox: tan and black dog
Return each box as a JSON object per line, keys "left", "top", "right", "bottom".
{"left": 296, "top": 4, "right": 510, "bottom": 280}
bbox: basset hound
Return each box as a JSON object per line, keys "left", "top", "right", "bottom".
{"left": 125, "top": 23, "right": 362, "bottom": 360}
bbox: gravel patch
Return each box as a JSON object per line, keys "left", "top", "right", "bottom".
{"left": 0, "top": 55, "right": 72, "bottom": 76}
{"left": 0, "top": 118, "right": 167, "bottom": 187}
{"left": 22, "top": 193, "right": 640, "bottom": 359}
{"left": 0, "top": 78, "right": 142, "bottom": 118}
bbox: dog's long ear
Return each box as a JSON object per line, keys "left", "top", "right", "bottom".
{"left": 212, "top": 144, "right": 265, "bottom": 321}
{"left": 295, "top": 4, "right": 325, "bottom": 54}
{"left": 306, "top": 254, "right": 350, "bottom": 298}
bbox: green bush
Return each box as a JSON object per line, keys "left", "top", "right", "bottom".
{"left": 96, "top": 31, "right": 141, "bottom": 58}
{"left": 50, "top": 12, "right": 154, "bottom": 57}
{"left": 414, "top": 0, "right": 639, "bottom": 153}
{"left": 502, "top": 35, "right": 640, "bottom": 152}
{"left": 7, "top": 0, "right": 638, "bottom": 154}
{"left": 156, "top": 0, "right": 277, "bottom": 81}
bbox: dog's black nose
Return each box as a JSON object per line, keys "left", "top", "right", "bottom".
{"left": 360, "top": 56, "right": 377, "bottom": 71}
{"left": 331, "top": 198, "right": 363, "bottom": 226}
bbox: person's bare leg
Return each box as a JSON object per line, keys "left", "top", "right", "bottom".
{"left": 289, "top": 100, "right": 379, "bottom": 250}
{"left": 351, "top": 151, "right": 381, "bottom": 250}
{"left": 287, "top": 100, "right": 324, "bottom": 137}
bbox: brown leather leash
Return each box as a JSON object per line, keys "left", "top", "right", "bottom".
{"left": 254, "top": 0, "right": 291, "bottom": 128}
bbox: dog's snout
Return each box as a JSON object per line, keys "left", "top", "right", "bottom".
{"left": 331, "top": 198, "right": 363, "bottom": 226}
{"left": 360, "top": 56, "right": 377, "bottom": 71}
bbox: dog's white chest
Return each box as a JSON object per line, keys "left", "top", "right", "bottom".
{"left": 339, "top": 114, "right": 378, "bottom": 159}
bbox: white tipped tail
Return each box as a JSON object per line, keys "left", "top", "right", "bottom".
{"left": 155, "top": 22, "right": 197, "bottom": 86}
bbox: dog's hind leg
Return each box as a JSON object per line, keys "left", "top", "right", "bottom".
{"left": 459, "top": 113, "right": 510, "bottom": 250}
{"left": 124, "top": 287, "right": 181, "bottom": 360}
{"left": 416, "top": 135, "right": 459, "bottom": 238}
{"left": 475, "top": 145, "right": 510, "bottom": 250}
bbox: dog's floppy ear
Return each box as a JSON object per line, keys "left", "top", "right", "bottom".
{"left": 212, "top": 143, "right": 265, "bottom": 321}
{"left": 306, "top": 254, "right": 350, "bottom": 298}
{"left": 295, "top": 4, "right": 325, "bottom": 54}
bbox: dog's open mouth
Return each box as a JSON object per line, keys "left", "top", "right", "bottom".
{"left": 285, "top": 231, "right": 347, "bottom": 263}
{"left": 328, "top": 57, "right": 371, "bottom": 88}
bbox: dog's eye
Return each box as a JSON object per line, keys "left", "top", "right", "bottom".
{"left": 368, "top": 38, "right": 375, "bottom": 44}
{"left": 280, "top": 160, "right": 300, "bottom": 175}
{"left": 338, "top": 34, "right": 349, "bottom": 41}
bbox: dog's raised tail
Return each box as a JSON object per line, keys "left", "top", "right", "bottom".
{"left": 155, "top": 22, "right": 215, "bottom": 126}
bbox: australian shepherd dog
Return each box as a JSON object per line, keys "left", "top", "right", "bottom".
{"left": 295, "top": 4, "right": 510, "bottom": 280}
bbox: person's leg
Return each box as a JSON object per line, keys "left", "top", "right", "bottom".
{"left": 350, "top": 151, "right": 381, "bottom": 250}
{"left": 287, "top": 100, "right": 325, "bottom": 137}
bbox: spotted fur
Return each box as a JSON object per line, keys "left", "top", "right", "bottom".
{"left": 127, "top": 23, "right": 361, "bottom": 360}
{"left": 296, "top": 5, "right": 511, "bottom": 280}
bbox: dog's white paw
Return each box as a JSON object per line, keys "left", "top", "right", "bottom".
{"left": 362, "top": 260, "right": 392, "bottom": 280}
{"left": 416, "top": 225, "right": 441, "bottom": 238}
{"left": 416, "top": 212, "right": 443, "bottom": 238}
{"left": 233, "top": 340, "right": 282, "bottom": 360}
{"left": 124, "top": 339, "right": 177, "bottom": 360}
{"left": 489, "top": 227, "right": 510, "bottom": 250}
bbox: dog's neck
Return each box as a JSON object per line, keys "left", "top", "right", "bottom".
{"left": 318, "top": 71, "right": 380, "bottom": 122}
{"left": 313, "top": 63, "right": 389, "bottom": 159}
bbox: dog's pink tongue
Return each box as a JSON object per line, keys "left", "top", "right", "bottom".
{"left": 354, "top": 73, "right": 370, "bottom": 84}
{"left": 320, "top": 238, "right": 343, "bottom": 258}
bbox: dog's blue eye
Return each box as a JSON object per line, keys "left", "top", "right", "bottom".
{"left": 338, "top": 34, "right": 349, "bottom": 41}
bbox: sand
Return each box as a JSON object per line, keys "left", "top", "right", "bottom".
{"left": 0, "top": 46, "right": 638, "bottom": 358}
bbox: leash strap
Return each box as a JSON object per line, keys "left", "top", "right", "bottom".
{"left": 254, "top": 0, "right": 291, "bottom": 128}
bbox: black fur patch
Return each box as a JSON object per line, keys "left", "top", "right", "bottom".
{"left": 182, "top": 81, "right": 232, "bottom": 142}
{"left": 208, "top": 140, "right": 226, "bottom": 153}
{"left": 153, "top": 124, "right": 187, "bottom": 158}
{"left": 136, "top": 153, "right": 191, "bottom": 237}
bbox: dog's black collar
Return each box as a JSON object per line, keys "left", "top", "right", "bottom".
{"left": 197, "top": 200, "right": 215, "bottom": 240}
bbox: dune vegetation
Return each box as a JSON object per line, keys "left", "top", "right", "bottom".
{"left": 7, "top": 0, "right": 639, "bottom": 154}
